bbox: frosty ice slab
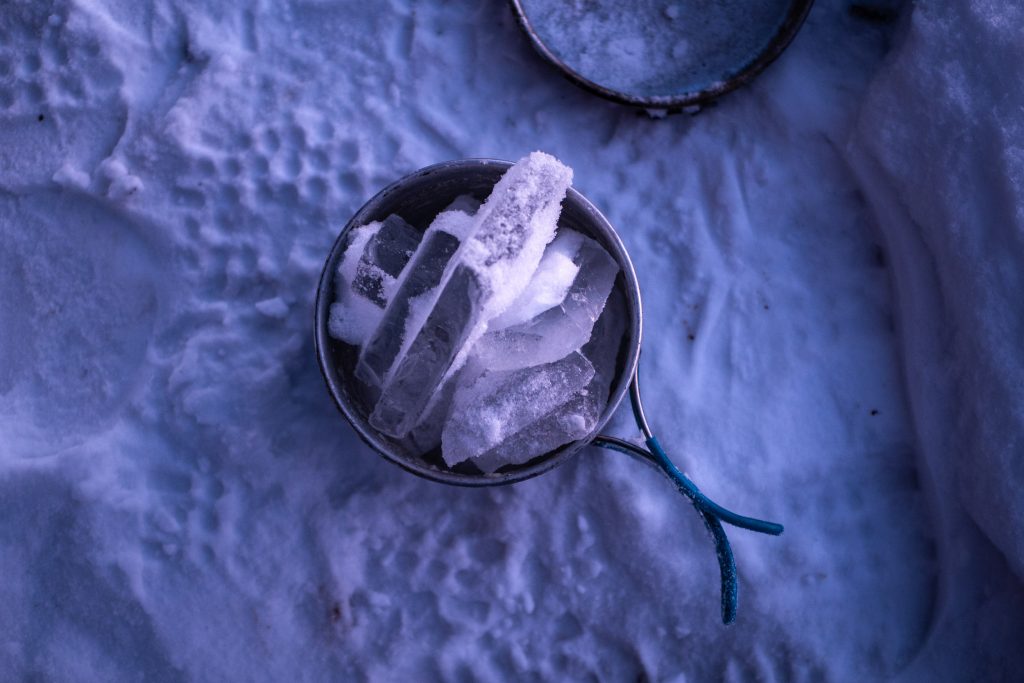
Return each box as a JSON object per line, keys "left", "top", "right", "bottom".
{"left": 369, "top": 152, "right": 573, "bottom": 438}
{"left": 327, "top": 222, "right": 382, "bottom": 345}
{"left": 327, "top": 214, "right": 422, "bottom": 345}
{"left": 442, "top": 350, "right": 596, "bottom": 467}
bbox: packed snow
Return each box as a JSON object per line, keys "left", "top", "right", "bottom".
{"left": 1, "top": 0, "right": 1023, "bottom": 681}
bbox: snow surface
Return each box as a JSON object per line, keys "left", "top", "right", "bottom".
{"left": 1, "top": 0, "right": 1023, "bottom": 681}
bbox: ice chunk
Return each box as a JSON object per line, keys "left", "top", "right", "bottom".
{"left": 471, "top": 231, "right": 619, "bottom": 373}
{"left": 328, "top": 221, "right": 383, "bottom": 345}
{"left": 355, "top": 210, "right": 472, "bottom": 389}
{"left": 371, "top": 265, "right": 482, "bottom": 435}
{"left": 369, "top": 152, "right": 573, "bottom": 438}
{"left": 470, "top": 289, "right": 626, "bottom": 473}
{"left": 402, "top": 383, "right": 452, "bottom": 455}
{"left": 489, "top": 229, "right": 583, "bottom": 330}
{"left": 328, "top": 215, "right": 421, "bottom": 345}
{"left": 580, "top": 286, "right": 627, "bottom": 406}
{"left": 441, "top": 350, "right": 596, "bottom": 467}
{"left": 459, "top": 153, "right": 572, "bottom": 321}
{"left": 351, "top": 214, "right": 421, "bottom": 307}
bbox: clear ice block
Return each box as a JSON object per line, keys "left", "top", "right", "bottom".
{"left": 354, "top": 210, "right": 471, "bottom": 389}
{"left": 370, "top": 265, "right": 482, "bottom": 436}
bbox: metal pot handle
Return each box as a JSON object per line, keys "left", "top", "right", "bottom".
{"left": 592, "top": 361, "right": 784, "bottom": 624}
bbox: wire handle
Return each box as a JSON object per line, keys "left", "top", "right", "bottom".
{"left": 593, "top": 365, "right": 783, "bottom": 624}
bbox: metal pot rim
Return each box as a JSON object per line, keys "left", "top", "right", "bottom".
{"left": 508, "top": 0, "right": 816, "bottom": 109}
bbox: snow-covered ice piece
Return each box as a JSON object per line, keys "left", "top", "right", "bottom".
{"left": 441, "top": 350, "right": 596, "bottom": 467}
{"left": 489, "top": 228, "right": 583, "bottom": 330}
{"left": 328, "top": 222, "right": 383, "bottom": 345}
{"left": 351, "top": 214, "right": 421, "bottom": 307}
{"left": 470, "top": 289, "right": 626, "bottom": 473}
{"left": 355, "top": 210, "right": 472, "bottom": 389}
{"left": 369, "top": 152, "right": 573, "bottom": 438}
{"left": 459, "top": 153, "right": 573, "bottom": 321}
{"left": 471, "top": 231, "right": 619, "bottom": 373}
{"left": 328, "top": 215, "right": 421, "bottom": 345}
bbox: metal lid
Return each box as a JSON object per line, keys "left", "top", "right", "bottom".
{"left": 510, "top": 0, "right": 814, "bottom": 109}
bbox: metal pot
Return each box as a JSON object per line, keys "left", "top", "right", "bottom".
{"left": 314, "top": 158, "right": 642, "bottom": 486}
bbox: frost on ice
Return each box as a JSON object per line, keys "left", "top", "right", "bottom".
{"left": 329, "top": 152, "right": 622, "bottom": 471}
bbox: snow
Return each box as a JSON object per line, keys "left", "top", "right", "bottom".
{"left": 844, "top": 3, "right": 1024, "bottom": 677}
{"left": 1, "top": 0, "right": 1023, "bottom": 681}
